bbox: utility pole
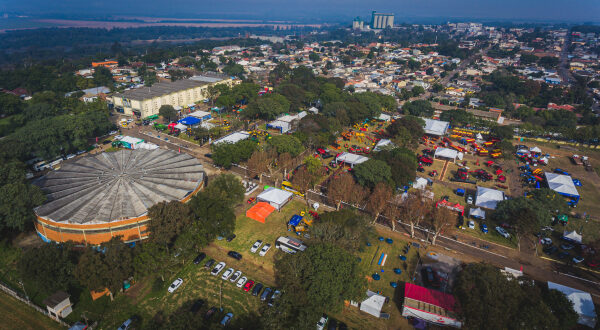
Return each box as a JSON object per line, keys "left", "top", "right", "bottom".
{"left": 19, "top": 280, "right": 29, "bottom": 302}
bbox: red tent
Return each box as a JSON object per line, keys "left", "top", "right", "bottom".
{"left": 246, "top": 202, "right": 275, "bottom": 223}
{"left": 402, "top": 283, "right": 462, "bottom": 328}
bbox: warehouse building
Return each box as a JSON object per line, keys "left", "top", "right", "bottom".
{"left": 33, "top": 149, "right": 205, "bottom": 245}
{"left": 111, "top": 73, "right": 235, "bottom": 118}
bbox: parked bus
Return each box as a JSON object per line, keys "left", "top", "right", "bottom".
{"left": 281, "top": 181, "right": 304, "bottom": 197}
{"left": 275, "top": 236, "right": 307, "bottom": 254}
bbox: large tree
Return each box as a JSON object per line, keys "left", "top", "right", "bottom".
{"left": 327, "top": 172, "right": 356, "bottom": 210}
{"left": 267, "top": 135, "right": 304, "bottom": 157}
{"left": 204, "top": 174, "right": 245, "bottom": 207}
{"left": 311, "top": 210, "right": 373, "bottom": 250}
{"left": 189, "top": 191, "right": 236, "bottom": 240}
{"left": 352, "top": 159, "right": 392, "bottom": 188}
{"left": 0, "top": 160, "right": 45, "bottom": 232}
{"left": 292, "top": 167, "right": 318, "bottom": 206}
{"left": 400, "top": 189, "right": 432, "bottom": 238}
{"left": 147, "top": 201, "right": 192, "bottom": 253}
{"left": 428, "top": 206, "right": 454, "bottom": 245}
{"left": 158, "top": 105, "right": 177, "bottom": 122}
{"left": 18, "top": 243, "right": 79, "bottom": 296}
{"left": 366, "top": 183, "right": 392, "bottom": 224}
{"left": 247, "top": 149, "right": 275, "bottom": 183}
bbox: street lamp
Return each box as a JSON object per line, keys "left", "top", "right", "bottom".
{"left": 18, "top": 280, "right": 29, "bottom": 302}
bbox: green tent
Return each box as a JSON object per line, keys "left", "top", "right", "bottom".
{"left": 558, "top": 214, "right": 568, "bottom": 223}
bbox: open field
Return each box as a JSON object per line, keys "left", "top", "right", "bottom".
{"left": 0, "top": 291, "right": 63, "bottom": 330}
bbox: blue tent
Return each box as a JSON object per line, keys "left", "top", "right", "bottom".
{"left": 178, "top": 116, "right": 201, "bottom": 126}
{"left": 288, "top": 215, "right": 303, "bottom": 227}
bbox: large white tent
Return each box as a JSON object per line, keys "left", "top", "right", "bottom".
{"left": 469, "top": 207, "right": 486, "bottom": 219}
{"left": 434, "top": 147, "right": 463, "bottom": 162}
{"left": 423, "top": 118, "right": 449, "bottom": 136}
{"left": 212, "top": 131, "right": 250, "bottom": 145}
{"left": 475, "top": 186, "right": 505, "bottom": 210}
{"left": 545, "top": 172, "right": 579, "bottom": 198}
{"left": 374, "top": 139, "right": 395, "bottom": 151}
{"left": 360, "top": 290, "right": 387, "bottom": 318}
{"left": 548, "top": 281, "right": 596, "bottom": 328}
{"left": 335, "top": 152, "right": 369, "bottom": 168}
{"left": 562, "top": 230, "right": 583, "bottom": 244}
{"left": 257, "top": 187, "right": 293, "bottom": 210}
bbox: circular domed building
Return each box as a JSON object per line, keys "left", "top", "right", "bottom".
{"left": 34, "top": 149, "right": 205, "bottom": 245}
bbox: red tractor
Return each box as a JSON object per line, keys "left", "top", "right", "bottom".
{"left": 418, "top": 155, "right": 434, "bottom": 166}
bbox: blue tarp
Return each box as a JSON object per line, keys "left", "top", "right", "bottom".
{"left": 178, "top": 116, "right": 201, "bottom": 126}
{"left": 288, "top": 215, "right": 303, "bottom": 227}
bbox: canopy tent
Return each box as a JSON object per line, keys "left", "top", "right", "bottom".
{"left": 434, "top": 147, "right": 461, "bottom": 162}
{"left": 267, "top": 120, "right": 292, "bottom": 133}
{"left": 475, "top": 186, "right": 505, "bottom": 210}
{"left": 413, "top": 177, "right": 429, "bottom": 190}
{"left": 178, "top": 116, "right": 201, "bottom": 126}
{"left": 469, "top": 207, "right": 486, "bottom": 219}
{"left": 246, "top": 202, "right": 275, "bottom": 223}
{"left": 189, "top": 110, "right": 211, "bottom": 121}
{"left": 174, "top": 123, "right": 187, "bottom": 130}
{"left": 548, "top": 281, "right": 596, "bottom": 328}
{"left": 257, "top": 187, "right": 293, "bottom": 210}
{"left": 402, "top": 283, "right": 462, "bottom": 328}
{"left": 377, "top": 113, "right": 392, "bottom": 122}
{"left": 336, "top": 152, "right": 369, "bottom": 168}
{"left": 374, "top": 139, "right": 395, "bottom": 151}
{"left": 308, "top": 107, "right": 319, "bottom": 114}
{"left": 530, "top": 146, "right": 542, "bottom": 153}
{"left": 545, "top": 172, "right": 580, "bottom": 203}
{"left": 213, "top": 131, "right": 250, "bottom": 145}
{"left": 423, "top": 118, "right": 449, "bottom": 136}
{"left": 360, "top": 290, "right": 387, "bottom": 318}
{"left": 562, "top": 230, "right": 583, "bottom": 244}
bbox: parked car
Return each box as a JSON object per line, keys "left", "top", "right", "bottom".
{"left": 317, "top": 315, "right": 329, "bottom": 330}
{"left": 573, "top": 256, "right": 585, "bottom": 264}
{"left": 268, "top": 290, "right": 282, "bottom": 307}
{"left": 220, "top": 313, "right": 234, "bottom": 326}
{"left": 561, "top": 243, "right": 574, "bottom": 250}
{"left": 243, "top": 280, "right": 255, "bottom": 292}
{"left": 540, "top": 238, "right": 552, "bottom": 245}
{"left": 252, "top": 282, "right": 264, "bottom": 296}
{"left": 230, "top": 270, "right": 242, "bottom": 283}
{"left": 190, "top": 299, "right": 205, "bottom": 313}
{"left": 495, "top": 226, "right": 510, "bottom": 238}
{"left": 204, "top": 307, "right": 218, "bottom": 320}
{"left": 466, "top": 195, "right": 474, "bottom": 204}
{"left": 226, "top": 234, "right": 236, "bottom": 242}
{"left": 260, "top": 287, "right": 273, "bottom": 301}
{"left": 250, "top": 240, "right": 263, "bottom": 253}
{"left": 259, "top": 244, "right": 272, "bottom": 257}
{"left": 193, "top": 253, "right": 206, "bottom": 265}
{"left": 117, "top": 318, "right": 134, "bottom": 330}
{"left": 481, "top": 223, "right": 488, "bottom": 234}
{"left": 558, "top": 251, "right": 570, "bottom": 259}
{"left": 204, "top": 259, "right": 215, "bottom": 269}
{"left": 221, "top": 268, "right": 234, "bottom": 280}
{"left": 228, "top": 251, "right": 242, "bottom": 260}
{"left": 211, "top": 262, "right": 226, "bottom": 276}
{"left": 467, "top": 221, "right": 475, "bottom": 229}
{"left": 168, "top": 278, "right": 183, "bottom": 293}
{"left": 544, "top": 245, "right": 558, "bottom": 255}
{"left": 236, "top": 276, "right": 248, "bottom": 288}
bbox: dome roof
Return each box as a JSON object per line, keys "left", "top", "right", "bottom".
{"left": 35, "top": 149, "right": 204, "bottom": 224}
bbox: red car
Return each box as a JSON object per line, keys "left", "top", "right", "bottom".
{"left": 247, "top": 197, "right": 256, "bottom": 204}
{"left": 243, "top": 280, "right": 255, "bottom": 292}
{"left": 316, "top": 148, "right": 326, "bottom": 155}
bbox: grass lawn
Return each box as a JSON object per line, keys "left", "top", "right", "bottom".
{"left": 0, "top": 291, "right": 63, "bottom": 330}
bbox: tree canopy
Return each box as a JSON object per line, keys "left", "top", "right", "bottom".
{"left": 352, "top": 159, "right": 393, "bottom": 188}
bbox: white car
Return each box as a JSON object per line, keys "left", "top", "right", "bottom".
{"left": 259, "top": 244, "right": 272, "bottom": 256}
{"left": 540, "top": 238, "right": 552, "bottom": 245}
{"left": 211, "top": 262, "right": 226, "bottom": 276}
{"left": 250, "top": 240, "right": 263, "bottom": 253}
{"left": 495, "top": 226, "right": 510, "bottom": 238}
{"left": 230, "top": 270, "right": 242, "bottom": 283}
{"left": 221, "top": 268, "right": 234, "bottom": 280}
{"left": 316, "top": 315, "right": 328, "bottom": 330}
{"left": 236, "top": 276, "right": 248, "bottom": 288}
{"left": 573, "top": 256, "right": 584, "bottom": 264}
{"left": 168, "top": 278, "right": 183, "bottom": 293}
{"left": 467, "top": 221, "right": 475, "bottom": 229}
{"left": 466, "top": 195, "right": 473, "bottom": 204}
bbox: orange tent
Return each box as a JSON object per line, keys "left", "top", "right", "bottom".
{"left": 246, "top": 202, "right": 275, "bottom": 223}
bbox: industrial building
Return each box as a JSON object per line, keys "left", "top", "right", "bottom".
{"left": 111, "top": 73, "right": 235, "bottom": 118}
{"left": 371, "top": 11, "right": 394, "bottom": 29}
{"left": 33, "top": 149, "right": 205, "bottom": 245}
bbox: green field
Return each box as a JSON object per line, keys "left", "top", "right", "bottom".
{"left": 0, "top": 291, "right": 63, "bottom": 330}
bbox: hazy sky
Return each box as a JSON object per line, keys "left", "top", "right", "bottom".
{"left": 1, "top": 0, "right": 599, "bottom": 23}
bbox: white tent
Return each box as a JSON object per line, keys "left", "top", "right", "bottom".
{"left": 374, "top": 139, "right": 395, "bottom": 151}
{"left": 469, "top": 207, "right": 486, "bottom": 219}
{"left": 257, "top": 187, "right": 293, "bottom": 210}
{"left": 423, "top": 118, "right": 449, "bottom": 136}
{"left": 378, "top": 113, "right": 392, "bottom": 122}
{"left": 545, "top": 172, "right": 579, "bottom": 197}
{"left": 189, "top": 110, "right": 211, "bottom": 120}
{"left": 548, "top": 282, "right": 596, "bottom": 328}
{"left": 336, "top": 152, "right": 369, "bottom": 168}
{"left": 530, "top": 146, "right": 542, "bottom": 153}
{"left": 360, "top": 290, "right": 386, "bottom": 318}
{"left": 175, "top": 123, "right": 187, "bottom": 130}
{"left": 213, "top": 131, "right": 250, "bottom": 145}
{"left": 475, "top": 186, "right": 505, "bottom": 210}
{"left": 413, "top": 177, "right": 429, "bottom": 190}
{"left": 434, "top": 147, "right": 458, "bottom": 161}
{"left": 308, "top": 107, "right": 319, "bottom": 114}
{"left": 562, "top": 230, "right": 583, "bottom": 244}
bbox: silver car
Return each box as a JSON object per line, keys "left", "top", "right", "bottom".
{"left": 211, "top": 262, "right": 226, "bottom": 276}
{"left": 221, "top": 268, "right": 234, "bottom": 280}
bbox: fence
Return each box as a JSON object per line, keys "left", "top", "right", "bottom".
{"left": 0, "top": 281, "right": 69, "bottom": 327}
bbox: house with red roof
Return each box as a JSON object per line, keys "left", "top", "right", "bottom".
{"left": 402, "top": 283, "right": 462, "bottom": 328}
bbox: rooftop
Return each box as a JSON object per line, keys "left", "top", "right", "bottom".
{"left": 115, "top": 79, "right": 207, "bottom": 101}
{"left": 34, "top": 149, "right": 204, "bottom": 224}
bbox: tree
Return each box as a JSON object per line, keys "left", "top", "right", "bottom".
{"left": 386, "top": 116, "right": 424, "bottom": 150}
{"left": 93, "top": 66, "right": 113, "bottom": 88}
{"left": 432, "top": 83, "right": 444, "bottom": 93}
{"left": 308, "top": 52, "right": 320, "bottom": 62}
{"left": 303, "top": 156, "right": 321, "bottom": 175}
{"left": 18, "top": 243, "right": 79, "bottom": 296}
{"left": 353, "top": 159, "right": 392, "bottom": 188}
{"left": 327, "top": 172, "right": 355, "bottom": 210}
{"left": 247, "top": 150, "right": 274, "bottom": 183}
{"left": 366, "top": 183, "right": 392, "bottom": 224}
{"left": 278, "top": 152, "right": 294, "bottom": 178}
{"left": 147, "top": 201, "right": 192, "bottom": 253}
{"left": 440, "top": 109, "right": 475, "bottom": 126}
{"left": 267, "top": 134, "right": 304, "bottom": 157}
{"left": 0, "top": 160, "right": 45, "bottom": 231}
{"left": 411, "top": 86, "right": 425, "bottom": 97}
{"left": 428, "top": 206, "right": 454, "bottom": 245}
{"left": 400, "top": 190, "right": 432, "bottom": 238}
{"left": 384, "top": 194, "right": 403, "bottom": 231}
{"left": 402, "top": 100, "right": 434, "bottom": 117}
{"left": 292, "top": 167, "right": 317, "bottom": 206}
{"left": 372, "top": 148, "right": 418, "bottom": 187}
{"left": 490, "top": 125, "right": 514, "bottom": 140}
{"left": 205, "top": 85, "right": 220, "bottom": 106}
{"left": 211, "top": 139, "right": 257, "bottom": 169}
{"left": 189, "top": 191, "right": 236, "bottom": 240}
{"left": 133, "top": 241, "right": 171, "bottom": 281}
{"left": 159, "top": 105, "right": 177, "bottom": 122}
{"left": 204, "top": 174, "right": 245, "bottom": 207}
{"left": 311, "top": 210, "right": 373, "bottom": 250}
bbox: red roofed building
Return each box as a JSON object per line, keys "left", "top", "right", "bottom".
{"left": 547, "top": 103, "right": 575, "bottom": 111}
{"left": 402, "top": 283, "right": 462, "bottom": 328}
